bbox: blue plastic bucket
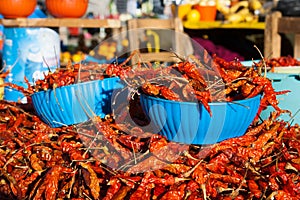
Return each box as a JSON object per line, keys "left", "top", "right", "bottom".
{"left": 2, "top": 27, "right": 60, "bottom": 103}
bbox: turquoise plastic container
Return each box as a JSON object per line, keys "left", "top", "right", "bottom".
{"left": 261, "top": 73, "right": 300, "bottom": 125}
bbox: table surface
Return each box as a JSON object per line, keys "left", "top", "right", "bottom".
{"left": 0, "top": 18, "right": 265, "bottom": 30}
{"left": 183, "top": 20, "right": 265, "bottom": 30}
{"left": 0, "top": 18, "right": 122, "bottom": 28}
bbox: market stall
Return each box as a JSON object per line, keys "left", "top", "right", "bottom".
{"left": 0, "top": 0, "right": 300, "bottom": 200}
{"left": 1, "top": 54, "right": 300, "bottom": 199}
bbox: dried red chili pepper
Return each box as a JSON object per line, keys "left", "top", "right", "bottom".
{"left": 160, "top": 183, "right": 186, "bottom": 200}
{"left": 80, "top": 162, "right": 100, "bottom": 199}
{"left": 129, "top": 172, "right": 154, "bottom": 200}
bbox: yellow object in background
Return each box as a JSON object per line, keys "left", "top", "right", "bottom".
{"left": 215, "top": 0, "right": 262, "bottom": 23}
{"left": 0, "top": 78, "right": 3, "bottom": 100}
{"left": 97, "top": 42, "right": 117, "bottom": 60}
{"left": 61, "top": 51, "right": 71, "bottom": 64}
{"left": 146, "top": 30, "right": 160, "bottom": 53}
{"left": 249, "top": 0, "right": 262, "bottom": 10}
{"left": 178, "top": 4, "right": 192, "bottom": 20}
{"left": 186, "top": 9, "right": 201, "bottom": 22}
{"left": 72, "top": 52, "right": 85, "bottom": 63}
{"left": 121, "top": 39, "right": 129, "bottom": 47}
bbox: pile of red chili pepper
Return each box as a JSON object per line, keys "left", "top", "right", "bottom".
{"left": 32, "top": 62, "right": 110, "bottom": 92}
{"left": 255, "top": 56, "right": 300, "bottom": 72}
{"left": 136, "top": 54, "right": 290, "bottom": 116}
{"left": 32, "top": 53, "right": 136, "bottom": 93}
{"left": 0, "top": 53, "right": 298, "bottom": 199}
{"left": 0, "top": 99, "right": 299, "bottom": 200}
{"left": 3, "top": 54, "right": 134, "bottom": 95}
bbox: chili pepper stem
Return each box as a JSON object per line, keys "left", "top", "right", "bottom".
{"left": 254, "top": 45, "right": 267, "bottom": 78}
{"left": 188, "top": 54, "right": 208, "bottom": 70}
{"left": 74, "top": 90, "right": 97, "bottom": 120}
{"left": 171, "top": 51, "right": 185, "bottom": 62}
{"left": 131, "top": 141, "right": 137, "bottom": 165}
{"left": 1, "top": 55, "right": 20, "bottom": 76}
{"left": 286, "top": 162, "right": 299, "bottom": 173}
{"left": 67, "top": 169, "right": 78, "bottom": 199}
{"left": 117, "top": 150, "right": 150, "bottom": 171}
{"left": 185, "top": 190, "right": 192, "bottom": 199}
{"left": 12, "top": 165, "right": 29, "bottom": 169}
{"left": 260, "top": 188, "right": 267, "bottom": 200}
{"left": 100, "top": 164, "right": 118, "bottom": 176}
{"left": 261, "top": 151, "right": 283, "bottom": 168}
{"left": 230, "top": 164, "right": 249, "bottom": 199}
{"left": 225, "top": 77, "right": 249, "bottom": 86}
{"left": 266, "top": 191, "right": 278, "bottom": 200}
{"left": 119, "top": 177, "right": 137, "bottom": 185}
{"left": 183, "top": 160, "right": 203, "bottom": 178}
{"left": 288, "top": 107, "right": 300, "bottom": 124}
{"left": 29, "top": 178, "right": 43, "bottom": 199}
{"left": 201, "top": 183, "right": 207, "bottom": 200}
{"left": 82, "top": 129, "right": 100, "bottom": 158}
{"left": 52, "top": 83, "right": 64, "bottom": 112}
{"left": 148, "top": 76, "right": 189, "bottom": 84}
{"left": 3, "top": 149, "right": 23, "bottom": 169}
{"left": 83, "top": 192, "right": 93, "bottom": 200}
{"left": 205, "top": 78, "right": 224, "bottom": 91}
{"left": 42, "top": 55, "right": 51, "bottom": 73}
{"left": 183, "top": 151, "right": 201, "bottom": 161}
{"left": 245, "top": 162, "right": 261, "bottom": 176}
{"left": 71, "top": 158, "right": 96, "bottom": 164}
{"left": 275, "top": 156, "right": 279, "bottom": 171}
{"left": 77, "top": 61, "right": 82, "bottom": 82}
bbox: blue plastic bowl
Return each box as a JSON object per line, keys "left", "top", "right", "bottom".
{"left": 140, "top": 94, "right": 261, "bottom": 144}
{"left": 31, "top": 77, "right": 123, "bottom": 127}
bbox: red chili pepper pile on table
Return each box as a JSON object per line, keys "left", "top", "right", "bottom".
{"left": 0, "top": 100, "right": 299, "bottom": 200}
{"left": 0, "top": 53, "right": 298, "bottom": 199}
{"left": 256, "top": 56, "right": 300, "bottom": 72}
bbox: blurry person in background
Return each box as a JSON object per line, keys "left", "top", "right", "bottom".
{"left": 153, "top": 0, "right": 165, "bottom": 15}
{"left": 88, "top": 0, "right": 111, "bottom": 18}
{"left": 116, "top": 0, "right": 165, "bottom": 16}
{"left": 116, "top": 0, "right": 127, "bottom": 14}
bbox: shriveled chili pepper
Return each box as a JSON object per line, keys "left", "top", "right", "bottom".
{"left": 80, "top": 162, "right": 100, "bottom": 199}
{"left": 160, "top": 183, "right": 187, "bottom": 200}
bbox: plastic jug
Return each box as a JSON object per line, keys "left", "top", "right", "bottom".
{"left": 2, "top": 27, "right": 60, "bottom": 103}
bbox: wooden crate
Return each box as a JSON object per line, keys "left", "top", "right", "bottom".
{"left": 264, "top": 11, "right": 300, "bottom": 58}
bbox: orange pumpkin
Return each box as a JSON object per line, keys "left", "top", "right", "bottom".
{"left": 46, "top": 0, "right": 88, "bottom": 18}
{"left": 0, "top": 0, "right": 37, "bottom": 18}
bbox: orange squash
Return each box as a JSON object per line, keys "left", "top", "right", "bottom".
{"left": 46, "top": 0, "right": 88, "bottom": 18}
{"left": 0, "top": 0, "right": 37, "bottom": 18}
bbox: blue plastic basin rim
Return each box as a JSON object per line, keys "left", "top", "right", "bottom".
{"left": 140, "top": 93, "right": 262, "bottom": 106}
{"left": 31, "top": 77, "right": 121, "bottom": 97}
